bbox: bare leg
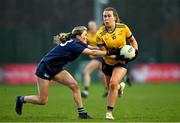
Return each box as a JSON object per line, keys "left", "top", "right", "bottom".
{"left": 53, "top": 70, "right": 83, "bottom": 108}
{"left": 52, "top": 70, "right": 92, "bottom": 119}
{"left": 105, "top": 76, "right": 111, "bottom": 91}
{"left": 108, "top": 67, "right": 127, "bottom": 107}
{"left": 15, "top": 77, "right": 50, "bottom": 115}
{"left": 105, "top": 67, "right": 127, "bottom": 120}
{"left": 98, "top": 64, "right": 108, "bottom": 96}
{"left": 83, "top": 60, "right": 101, "bottom": 87}
{"left": 24, "top": 77, "right": 50, "bottom": 105}
{"left": 82, "top": 60, "right": 101, "bottom": 98}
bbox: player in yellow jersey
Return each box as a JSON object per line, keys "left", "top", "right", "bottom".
{"left": 96, "top": 7, "right": 138, "bottom": 120}
{"left": 81, "top": 21, "right": 108, "bottom": 98}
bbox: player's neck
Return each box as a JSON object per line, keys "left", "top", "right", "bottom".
{"left": 106, "top": 23, "right": 116, "bottom": 33}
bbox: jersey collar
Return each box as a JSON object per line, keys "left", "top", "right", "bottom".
{"left": 73, "top": 38, "right": 80, "bottom": 43}
{"left": 73, "top": 38, "right": 88, "bottom": 47}
{"left": 105, "top": 23, "right": 116, "bottom": 34}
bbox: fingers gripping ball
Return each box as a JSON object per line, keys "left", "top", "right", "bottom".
{"left": 120, "top": 45, "right": 136, "bottom": 60}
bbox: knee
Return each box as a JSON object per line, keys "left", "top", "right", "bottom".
{"left": 83, "top": 68, "right": 91, "bottom": 75}
{"left": 69, "top": 82, "right": 79, "bottom": 91}
{"left": 39, "top": 97, "right": 48, "bottom": 105}
{"left": 109, "top": 81, "right": 119, "bottom": 90}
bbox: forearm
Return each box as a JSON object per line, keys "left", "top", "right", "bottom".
{"left": 129, "top": 36, "right": 138, "bottom": 50}
{"left": 82, "top": 48, "right": 107, "bottom": 56}
{"left": 88, "top": 45, "right": 99, "bottom": 50}
{"left": 106, "top": 55, "right": 116, "bottom": 59}
{"left": 91, "top": 50, "right": 107, "bottom": 56}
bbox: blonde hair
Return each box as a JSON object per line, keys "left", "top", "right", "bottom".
{"left": 72, "top": 26, "right": 87, "bottom": 37}
{"left": 53, "top": 26, "right": 87, "bottom": 44}
{"left": 53, "top": 33, "right": 71, "bottom": 44}
{"left": 104, "top": 7, "right": 120, "bottom": 23}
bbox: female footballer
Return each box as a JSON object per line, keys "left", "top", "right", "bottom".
{"left": 96, "top": 7, "right": 138, "bottom": 120}
{"left": 81, "top": 21, "right": 108, "bottom": 98}
{"left": 15, "top": 26, "right": 117, "bottom": 119}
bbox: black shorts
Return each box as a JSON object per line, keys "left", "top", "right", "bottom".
{"left": 102, "top": 60, "right": 128, "bottom": 76}
{"left": 35, "top": 61, "right": 64, "bottom": 80}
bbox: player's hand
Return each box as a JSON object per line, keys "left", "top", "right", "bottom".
{"left": 115, "top": 49, "right": 138, "bottom": 62}
{"left": 115, "top": 55, "right": 130, "bottom": 61}
{"left": 106, "top": 48, "right": 120, "bottom": 55}
{"left": 129, "top": 49, "right": 138, "bottom": 61}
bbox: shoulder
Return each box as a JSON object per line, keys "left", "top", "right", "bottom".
{"left": 116, "top": 23, "right": 131, "bottom": 32}
{"left": 71, "top": 39, "right": 87, "bottom": 48}
{"left": 116, "top": 23, "right": 127, "bottom": 28}
{"left": 59, "top": 39, "right": 73, "bottom": 47}
{"left": 96, "top": 25, "right": 106, "bottom": 37}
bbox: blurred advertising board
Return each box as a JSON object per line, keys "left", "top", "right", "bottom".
{"left": 1, "top": 64, "right": 37, "bottom": 84}
{"left": 131, "top": 64, "right": 180, "bottom": 83}
{"left": 0, "top": 64, "right": 180, "bottom": 84}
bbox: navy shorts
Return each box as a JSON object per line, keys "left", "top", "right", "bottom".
{"left": 35, "top": 61, "right": 64, "bottom": 80}
{"left": 94, "top": 57, "right": 103, "bottom": 63}
{"left": 102, "top": 60, "right": 128, "bottom": 76}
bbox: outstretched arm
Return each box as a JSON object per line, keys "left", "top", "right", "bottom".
{"left": 87, "top": 45, "right": 99, "bottom": 50}
{"left": 82, "top": 48, "right": 107, "bottom": 56}
{"left": 98, "top": 46, "right": 117, "bottom": 59}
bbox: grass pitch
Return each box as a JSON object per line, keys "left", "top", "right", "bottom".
{"left": 0, "top": 82, "right": 180, "bottom": 122}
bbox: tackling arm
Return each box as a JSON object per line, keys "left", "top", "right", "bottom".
{"left": 87, "top": 45, "right": 99, "bottom": 50}
{"left": 99, "top": 46, "right": 116, "bottom": 59}
{"left": 82, "top": 48, "right": 107, "bottom": 56}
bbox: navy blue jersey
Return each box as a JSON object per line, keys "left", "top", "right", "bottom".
{"left": 40, "top": 38, "right": 87, "bottom": 72}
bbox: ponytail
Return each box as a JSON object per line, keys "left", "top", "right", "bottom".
{"left": 53, "top": 32, "right": 71, "bottom": 44}
{"left": 53, "top": 26, "right": 87, "bottom": 44}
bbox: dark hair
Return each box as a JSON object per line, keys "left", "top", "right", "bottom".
{"left": 104, "top": 7, "right": 120, "bottom": 23}
{"left": 53, "top": 26, "right": 87, "bottom": 44}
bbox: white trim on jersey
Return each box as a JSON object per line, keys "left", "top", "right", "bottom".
{"left": 60, "top": 39, "right": 73, "bottom": 46}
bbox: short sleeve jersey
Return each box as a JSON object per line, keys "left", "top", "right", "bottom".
{"left": 96, "top": 23, "right": 132, "bottom": 65}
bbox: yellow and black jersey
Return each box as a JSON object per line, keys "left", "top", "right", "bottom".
{"left": 87, "top": 31, "right": 97, "bottom": 47}
{"left": 96, "top": 23, "right": 133, "bottom": 65}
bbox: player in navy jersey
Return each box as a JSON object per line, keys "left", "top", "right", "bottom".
{"left": 15, "top": 26, "right": 118, "bottom": 119}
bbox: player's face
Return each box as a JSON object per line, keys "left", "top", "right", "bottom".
{"left": 79, "top": 31, "right": 87, "bottom": 44}
{"left": 103, "top": 10, "right": 116, "bottom": 27}
{"left": 88, "top": 22, "right": 97, "bottom": 33}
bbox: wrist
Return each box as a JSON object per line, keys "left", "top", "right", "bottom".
{"left": 135, "top": 49, "right": 138, "bottom": 54}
